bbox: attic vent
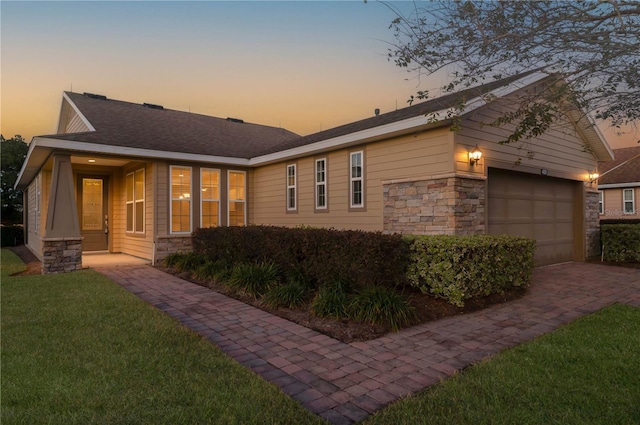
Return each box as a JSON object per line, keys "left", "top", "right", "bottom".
{"left": 143, "top": 103, "right": 164, "bottom": 110}
{"left": 226, "top": 117, "right": 244, "bottom": 124}
{"left": 84, "top": 92, "right": 107, "bottom": 100}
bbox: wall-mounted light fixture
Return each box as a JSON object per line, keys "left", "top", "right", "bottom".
{"left": 589, "top": 171, "right": 600, "bottom": 182}
{"left": 87, "top": 159, "right": 96, "bottom": 163}
{"left": 469, "top": 145, "right": 482, "bottom": 166}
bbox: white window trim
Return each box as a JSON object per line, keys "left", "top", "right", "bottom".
{"left": 130, "top": 169, "right": 145, "bottom": 234}
{"left": 170, "top": 165, "right": 192, "bottom": 234}
{"left": 287, "top": 164, "right": 297, "bottom": 211}
{"left": 200, "top": 168, "right": 221, "bottom": 228}
{"left": 350, "top": 151, "right": 364, "bottom": 208}
{"left": 228, "top": 170, "right": 247, "bottom": 226}
{"left": 315, "top": 158, "right": 327, "bottom": 210}
{"left": 623, "top": 188, "right": 635, "bottom": 214}
{"left": 598, "top": 190, "right": 604, "bottom": 215}
{"left": 35, "top": 174, "right": 40, "bottom": 232}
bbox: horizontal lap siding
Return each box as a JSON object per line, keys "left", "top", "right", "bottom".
{"left": 602, "top": 187, "right": 640, "bottom": 219}
{"left": 63, "top": 107, "right": 91, "bottom": 133}
{"left": 455, "top": 100, "right": 597, "bottom": 178}
{"left": 117, "top": 163, "right": 154, "bottom": 260}
{"left": 251, "top": 129, "right": 453, "bottom": 230}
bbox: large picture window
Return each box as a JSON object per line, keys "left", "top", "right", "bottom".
{"left": 287, "top": 164, "right": 297, "bottom": 211}
{"left": 201, "top": 168, "right": 220, "bottom": 228}
{"left": 315, "top": 158, "right": 327, "bottom": 210}
{"left": 624, "top": 188, "right": 635, "bottom": 214}
{"left": 350, "top": 151, "right": 364, "bottom": 208}
{"left": 170, "top": 166, "right": 191, "bottom": 233}
{"left": 228, "top": 170, "right": 246, "bottom": 226}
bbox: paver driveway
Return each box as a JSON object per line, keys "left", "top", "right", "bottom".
{"left": 97, "top": 262, "right": 640, "bottom": 424}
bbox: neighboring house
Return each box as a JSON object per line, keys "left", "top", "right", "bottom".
{"left": 15, "top": 71, "right": 613, "bottom": 273}
{"left": 597, "top": 146, "right": 640, "bottom": 220}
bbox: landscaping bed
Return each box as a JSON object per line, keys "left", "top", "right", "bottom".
{"left": 159, "top": 264, "right": 526, "bottom": 343}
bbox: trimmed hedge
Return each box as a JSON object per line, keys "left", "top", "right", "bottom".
{"left": 406, "top": 235, "right": 535, "bottom": 307}
{"left": 1, "top": 225, "right": 24, "bottom": 247}
{"left": 601, "top": 224, "right": 640, "bottom": 263}
{"left": 192, "top": 226, "right": 410, "bottom": 288}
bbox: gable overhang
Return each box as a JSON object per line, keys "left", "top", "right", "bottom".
{"left": 598, "top": 182, "right": 640, "bottom": 189}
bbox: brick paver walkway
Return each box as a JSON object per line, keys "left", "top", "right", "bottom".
{"left": 97, "top": 263, "right": 640, "bottom": 424}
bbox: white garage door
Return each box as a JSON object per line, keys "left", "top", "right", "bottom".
{"left": 488, "top": 168, "right": 576, "bottom": 266}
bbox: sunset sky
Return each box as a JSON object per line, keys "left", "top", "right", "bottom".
{"left": 1, "top": 1, "right": 636, "bottom": 148}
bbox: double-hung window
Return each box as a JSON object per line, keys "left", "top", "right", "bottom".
{"left": 170, "top": 166, "right": 191, "bottom": 233}
{"left": 598, "top": 191, "right": 604, "bottom": 214}
{"left": 228, "top": 171, "right": 246, "bottom": 226}
{"left": 126, "top": 168, "right": 145, "bottom": 233}
{"left": 201, "top": 168, "right": 220, "bottom": 228}
{"left": 623, "top": 188, "right": 635, "bottom": 214}
{"left": 315, "top": 158, "right": 327, "bottom": 210}
{"left": 350, "top": 151, "right": 364, "bottom": 208}
{"left": 287, "top": 164, "right": 297, "bottom": 211}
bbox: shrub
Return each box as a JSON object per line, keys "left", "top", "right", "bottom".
{"left": 228, "top": 262, "right": 280, "bottom": 298}
{"left": 163, "top": 252, "right": 186, "bottom": 268}
{"left": 1, "top": 225, "right": 24, "bottom": 247}
{"left": 601, "top": 224, "right": 640, "bottom": 263}
{"left": 193, "top": 259, "right": 231, "bottom": 281}
{"left": 406, "top": 235, "right": 535, "bottom": 307}
{"left": 192, "top": 226, "right": 410, "bottom": 289}
{"left": 310, "top": 279, "right": 351, "bottom": 319}
{"left": 349, "top": 286, "right": 415, "bottom": 331}
{"left": 263, "top": 279, "right": 311, "bottom": 309}
{"left": 173, "top": 252, "right": 207, "bottom": 273}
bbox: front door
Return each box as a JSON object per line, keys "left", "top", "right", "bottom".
{"left": 79, "top": 176, "right": 108, "bottom": 251}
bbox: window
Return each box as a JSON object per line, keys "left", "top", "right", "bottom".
{"left": 350, "top": 151, "right": 364, "bottom": 208}
{"left": 624, "top": 188, "right": 635, "bottom": 214}
{"left": 598, "top": 191, "right": 604, "bottom": 215}
{"left": 170, "top": 166, "right": 191, "bottom": 233}
{"left": 126, "top": 169, "right": 146, "bottom": 233}
{"left": 315, "top": 158, "right": 327, "bottom": 210}
{"left": 286, "top": 164, "right": 297, "bottom": 211}
{"left": 228, "top": 171, "right": 246, "bottom": 226}
{"left": 201, "top": 168, "right": 220, "bottom": 228}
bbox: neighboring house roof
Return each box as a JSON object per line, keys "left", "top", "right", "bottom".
{"left": 598, "top": 146, "right": 640, "bottom": 187}
{"left": 47, "top": 91, "right": 301, "bottom": 159}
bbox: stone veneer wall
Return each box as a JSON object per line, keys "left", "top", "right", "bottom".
{"left": 155, "top": 235, "right": 193, "bottom": 263}
{"left": 41, "top": 237, "right": 82, "bottom": 274}
{"left": 383, "top": 175, "right": 486, "bottom": 235}
{"left": 585, "top": 188, "right": 601, "bottom": 258}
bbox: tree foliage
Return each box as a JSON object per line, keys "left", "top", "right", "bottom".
{"left": 1, "top": 135, "right": 29, "bottom": 224}
{"left": 388, "top": 0, "right": 640, "bottom": 144}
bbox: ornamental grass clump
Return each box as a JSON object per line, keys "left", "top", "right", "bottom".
{"left": 310, "top": 279, "right": 351, "bottom": 319}
{"left": 349, "top": 286, "right": 415, "bottom": 332}
{"left": 228, "top": 262, "right": 280, "bottom": 298}
{"left": 173, "top": 252, "right": 208, "bottom": 273}
{"left": 263, "top": 278, "right": 311, "bottom": 309}
{"left": 193, "top": 259, "right": 231, "bottom": 282}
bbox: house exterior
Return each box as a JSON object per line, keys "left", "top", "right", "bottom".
{"left": 15, "top": 72, "right": 613, "bottom": 273}
{"left": 597, "top": 146, "right": 640, "bottom": 220}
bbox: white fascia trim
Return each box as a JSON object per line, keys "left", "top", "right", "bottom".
{"left": 34, "top": 137, "right": 251, "bottom": 166}
{"left": 249, "top": 72, "right": 549, "bottom": 166}
{"left": 14, "top": 138, "right": 41, "bottom": 189}
{"left": 598, "top": 182, "right": 640, "bottom": 189}
{"left": 62, "top": 92, "right": 96, "bottom": 132}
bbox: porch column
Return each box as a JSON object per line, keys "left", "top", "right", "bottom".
{"left": 42, "top": 154, "right": 82, "bottom": 273}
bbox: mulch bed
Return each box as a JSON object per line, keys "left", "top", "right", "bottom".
{"left": 159, "top": 265, "right": 527, "bottom": 343}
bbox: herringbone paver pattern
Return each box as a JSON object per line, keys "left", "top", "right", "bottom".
{"left": 97, "top": 263, "right": 640, "bottom": 424}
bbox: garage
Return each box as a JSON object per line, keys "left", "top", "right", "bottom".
{"left": 488, "top": 168, "right": 578, "bottom": 266}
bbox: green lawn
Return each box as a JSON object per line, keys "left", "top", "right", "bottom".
{"left": 2, "top": 248, "right": 639, "bottom": 425}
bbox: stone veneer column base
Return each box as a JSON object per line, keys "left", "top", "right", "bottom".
{"left": 155, "top": 235, "right": 193, "bottom": 263}
{"left": 383, "top": 174, "right": 486, "bottom": 235}
{"left": 585, "top": 188, "right": 601, "bottom": 258}
{"left": 41, "top": 237, "right": 83, "bottom": 274}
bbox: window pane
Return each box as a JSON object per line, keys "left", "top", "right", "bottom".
{"left": 229, "top": 172, "right": 245, "bottom": 201}
{"left": 352, "top": 180, "right": 362, "bottom": 206}
{"left": 82, "top": 178, "right": 103, "bottom": 230}
{"left": 126, "top": 173, "right": 134, "bottom": 202}
{"left": 624, "top": 189, "right": 632, "bottom": 201}
{"left": 351, "top": 153, "right": 362, "bottom": 178}
{"left": 317, "top": 185, "right": 326, "bottom": 207}
{"left": 202, "top": 201, "right": 219, "bottom": 228}
{"left": 201, "top": 169, "right": 220, "bottom": 201}
{"left": 126, "top": 203, "right": 134, "bottom": 232}
{"left": 171, "top": 200, "right": 190, "bottom": 232}
{"left": 135, "top": 201, "right": 144, "bottom": 232}
{"left": 171, "top": 167, "right": 191, "bottom": 199}
{"left": 135, "top": 169, "right": 144, "bottom": 201}
{"left": 229, "top": 201, "right": 245, "bottom": 226}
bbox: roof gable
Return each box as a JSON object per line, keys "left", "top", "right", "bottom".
{"left": 598, "top": 146, "right": 640, "bottom": 185}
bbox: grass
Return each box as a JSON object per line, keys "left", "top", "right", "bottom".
{"left": 365, "top": 303, "right": 640, "bottom": 425}
{"left": 2, "top": 248, "right": 639, "bottom": 425}
{"left": 0, "top": 249, "right": 323, "bottom": 425}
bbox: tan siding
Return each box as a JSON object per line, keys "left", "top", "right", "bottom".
{"left": 601, "top": 187, "right": 640, "bottom": 219}
{"left": 252, "top": 129, "right": 453, "bottom": 230}
{"left": 63, "top": 108, "right": 91, "bottom": 133}
{"left": 118, "top": 163, "right": 154, "bottom": 260}
{"left": 455, "top": 101, "right": 597, "bottom": 180}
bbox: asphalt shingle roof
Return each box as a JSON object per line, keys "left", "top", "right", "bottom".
{"left": 598, "top": 146, "right": 640, "bottom": 185}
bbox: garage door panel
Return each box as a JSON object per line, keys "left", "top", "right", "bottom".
{"left": 488, "top": 168, "right": 577, "bottom": 266}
